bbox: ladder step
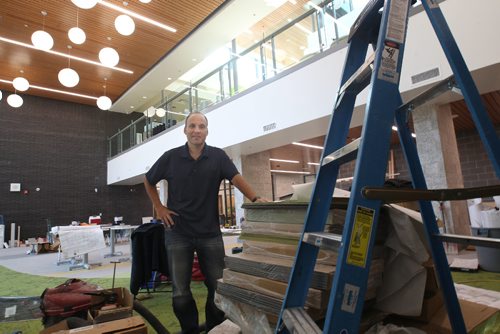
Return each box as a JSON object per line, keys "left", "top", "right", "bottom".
{"left": 323, "top": 137, "right": 361, "bottom": 167}
{"left": 397, "top": 76, "right": 457, "bottom": 114}
{"left": 282, "top": 308, "right": 322, "bottom": 334}
{"left": 362, "top": 184, "right": 500, "bottom": 202}
{"left": 336, "top": 53, "right": 375, "bottom": 108}
{"left": 435, "top": 233, "right": 500, "bottom": 249}
{"left": 303, "top": 232, "right": 343, "bottom": 251}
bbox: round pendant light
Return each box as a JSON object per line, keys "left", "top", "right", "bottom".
{"left": 71, "top": 0, "right": 98, "bottom": 9}
{"left": 31, "top": 30, "right": 54, "bottom": 50}
{"left": 58, "top": 68, "right": 80, "bottom": 87}
{"left": 145, "top": 106, "right": 156, "bottom": 117}
{"left": 68, "top": 27, "right": 86, "bottom": 44}
{"left": 97, "top": 96, "right": 112, "bottom": 110}
{"left": 99, "top": 47, "right": 120, "bottom": 67}
{"left": 13, "top": 77, "right": 30, "bottom": 91}
{"left": 7, "top": 94, "right": 23, "bottom": 108}
{"left": 115, "top": 15, "right": 135, "bottom": 36}
{"left": 155, "top": 107, "right": 166, "bottom": 117}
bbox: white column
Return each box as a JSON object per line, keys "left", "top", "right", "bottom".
{"left": 413, "top": 103, "right": 470, "bottom": 254}
{"left": 232, "top": 154, "right": 245, "bottom": 228}
{"left": 158, "top": 180, "right": 168, "bottom": 206}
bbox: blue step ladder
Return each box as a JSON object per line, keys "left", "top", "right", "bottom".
{"left": 276, "top": 0, "right": 500, "bottom": 333}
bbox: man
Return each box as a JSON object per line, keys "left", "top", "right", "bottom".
{"left": 144, "top": 112, "right": 266, "bottom": 333}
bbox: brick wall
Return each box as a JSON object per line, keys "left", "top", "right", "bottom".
{"left": 0, "top": 94, "right": 151, "bottom": 240}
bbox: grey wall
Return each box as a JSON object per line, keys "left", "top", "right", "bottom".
{"left": 0, "top": 93, "right": 151, "bottom": 240}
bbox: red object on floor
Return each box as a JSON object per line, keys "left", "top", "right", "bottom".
{"left": 192, "top": 256, "right": 205, "bottom": 281}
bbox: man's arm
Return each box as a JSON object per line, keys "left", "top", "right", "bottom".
{"left": 231, "top": 174, "right": 267, "bottom": 202}
{"left": 143, "top": 176, "right": 178, "bottom": 226}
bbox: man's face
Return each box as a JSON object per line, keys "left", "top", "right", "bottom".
{"left": 184, "top": 113, "right": 208, "bottom": 146}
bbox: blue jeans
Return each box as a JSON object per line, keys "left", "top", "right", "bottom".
{"left": 165, "top": 229, "right": 225, "bottom": 333}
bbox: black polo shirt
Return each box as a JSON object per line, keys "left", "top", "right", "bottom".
{"left": 146, "top": 143, "right": 239, "bottom": 237}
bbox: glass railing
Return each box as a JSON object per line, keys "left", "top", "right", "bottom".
{"left": 108, "top": 0, "right": 372, "bottom": 158}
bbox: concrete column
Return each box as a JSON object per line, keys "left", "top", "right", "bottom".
{"left": 413, "top": 103, "right": 470, "bottom": 253}
{"left": 158, "top": 180, "right": 168, "bottom": 206}
{"left": 232, "top": 155, "right": 245, "bottom": 227}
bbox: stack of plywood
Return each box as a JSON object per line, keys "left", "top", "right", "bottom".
{"left": 216, "top": 200, "right": 385, "bottom": 327}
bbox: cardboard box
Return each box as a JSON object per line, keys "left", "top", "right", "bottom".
{"left": 419, "top": 299, "right": 500, "bottom": 333}
{"left": 40, "top": 315, "right": 147, "bottom": 334}
{"left": 89, "top": 288, "right": 134, "bottom": 324}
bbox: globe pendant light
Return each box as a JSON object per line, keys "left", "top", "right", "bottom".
{"left": 71, "top": 0, "right": 98, "bottom": 9}
{"left": 115, "top": 15, "right": 135, "bottom": 36}
{"left": 31, "top": 11, "right": 54, "bottom": 51}
{"left": 97, "top": 96, "right": 112, "bottom": 110}
{"left": 58, "top": 46, "right": 80, "bottom": 87}
{"left": 7, "top": 93, "right": 23, "bottom": 108}
{"left": 68, "top": 27, "right": 86, "bottom": 44}
{"left": 155, "top": 107, "right": 166, "bottom": 117}
{"left": 97, "top": 78, "right": 112, "bottom": 110}
{"left": 99, "top": 47, "right": 119, "bottom": 67}
{"left": 13, "top": 77, "right": 30, "bottom": 91}
{"left": 68, "top": 8, "right": 86, "bottom": 45}
{"left": 58, "top": 68, "right": 80, "bottom": 87}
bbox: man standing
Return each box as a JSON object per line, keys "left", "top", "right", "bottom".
{"left": 144, "top": 112, "right": 265, "bottom": 333}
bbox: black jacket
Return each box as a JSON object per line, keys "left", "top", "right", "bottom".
{"left": 130, "top": 223, "right": 169, "bottom": 295}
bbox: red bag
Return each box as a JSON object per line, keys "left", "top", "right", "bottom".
{"left": 40, "top": 278, "right": 102, "bottom": 326}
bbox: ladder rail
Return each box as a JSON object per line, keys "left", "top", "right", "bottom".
{"left": 394, "top": 107, "right": 466, "bottom": 333}
{"left": 276, "top": 36, "right": 372, "bottom": 331}
{"left": 421, "top": 1, "right": 500, "bottom": 176}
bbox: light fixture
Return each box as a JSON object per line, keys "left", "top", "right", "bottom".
{"left": 139, "top": 0, "right": 152, "bottom": 3}
{"left": 71, "top": 0, "right": 98, "bottom": 9}
{"left": 270, "top": 169, "right": 311, "bottom": 175}
{"left": 31, "top": 11, "right": 54, "bottom": 51}
{"left": 269, "top": 158, "right": 300, "bottom": 164}
{"left": 68, "top": 27, "right": 86, "bottom": 44}
{"left": 96, "top": 78, "right": 112, "bottom": 110}
{"left": 292, "top": 142, "right": 323, "bottom": 149}
{"left": 144, "top": 106, "right": 156, "bottom": 117}
{"left": 58, "top": 46, "right": 80, "bottom": 88}
{"left": 156, "top": 107, "right": 166, "bottom": 117}
{"left": 68, "top": 8, "right": 86, "bottom": 44}
{"left": 13, "top": 77, "right": 30, "bottom": 91}
{"left": 7, "top": 93, "right": 23, "bottom": 108}
{"left": 114, "top": 14, "right": 135, "bottom": 36}
{"left": 58, "top": 68, "right": 79, "bottom": 87}
{"left": 99, "top": 47, "right": 120, "bottom": 67}
{"left": 0, "top": 36, "right": 133, "bottom": 74}
{"left": 0, "top": 90, "right": 3, "bottom": 101}
{"left": 97, "top": 96, "right": 112, "bottom": 110}
{"left": 99, "top": 1, "right": 176, "bottom": 33}
{"left": 0, "top": 78, "right": 97, "bottom": 100}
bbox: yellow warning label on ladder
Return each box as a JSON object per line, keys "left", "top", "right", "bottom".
{"left": 347, "top": 206, "right": 374, "bottom": 268}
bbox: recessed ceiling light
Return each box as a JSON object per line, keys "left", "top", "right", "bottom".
{"left": 192, "top": 58, "right": 197, "bottom": 62}
{"left": 130, "top": 105, "right": 135, "bottom": 109}
{"left": 142, "top": 96, "right": 147, "bottom": 99}
{"left": 167, "top": 77, "right": 172, "bottom": 80}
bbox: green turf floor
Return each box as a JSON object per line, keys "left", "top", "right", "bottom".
{"left": 1, "top": 265, "right": 499, "bottom": 333}
{"left": 0, "top": 265, "right": 207, "bottom": 334}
